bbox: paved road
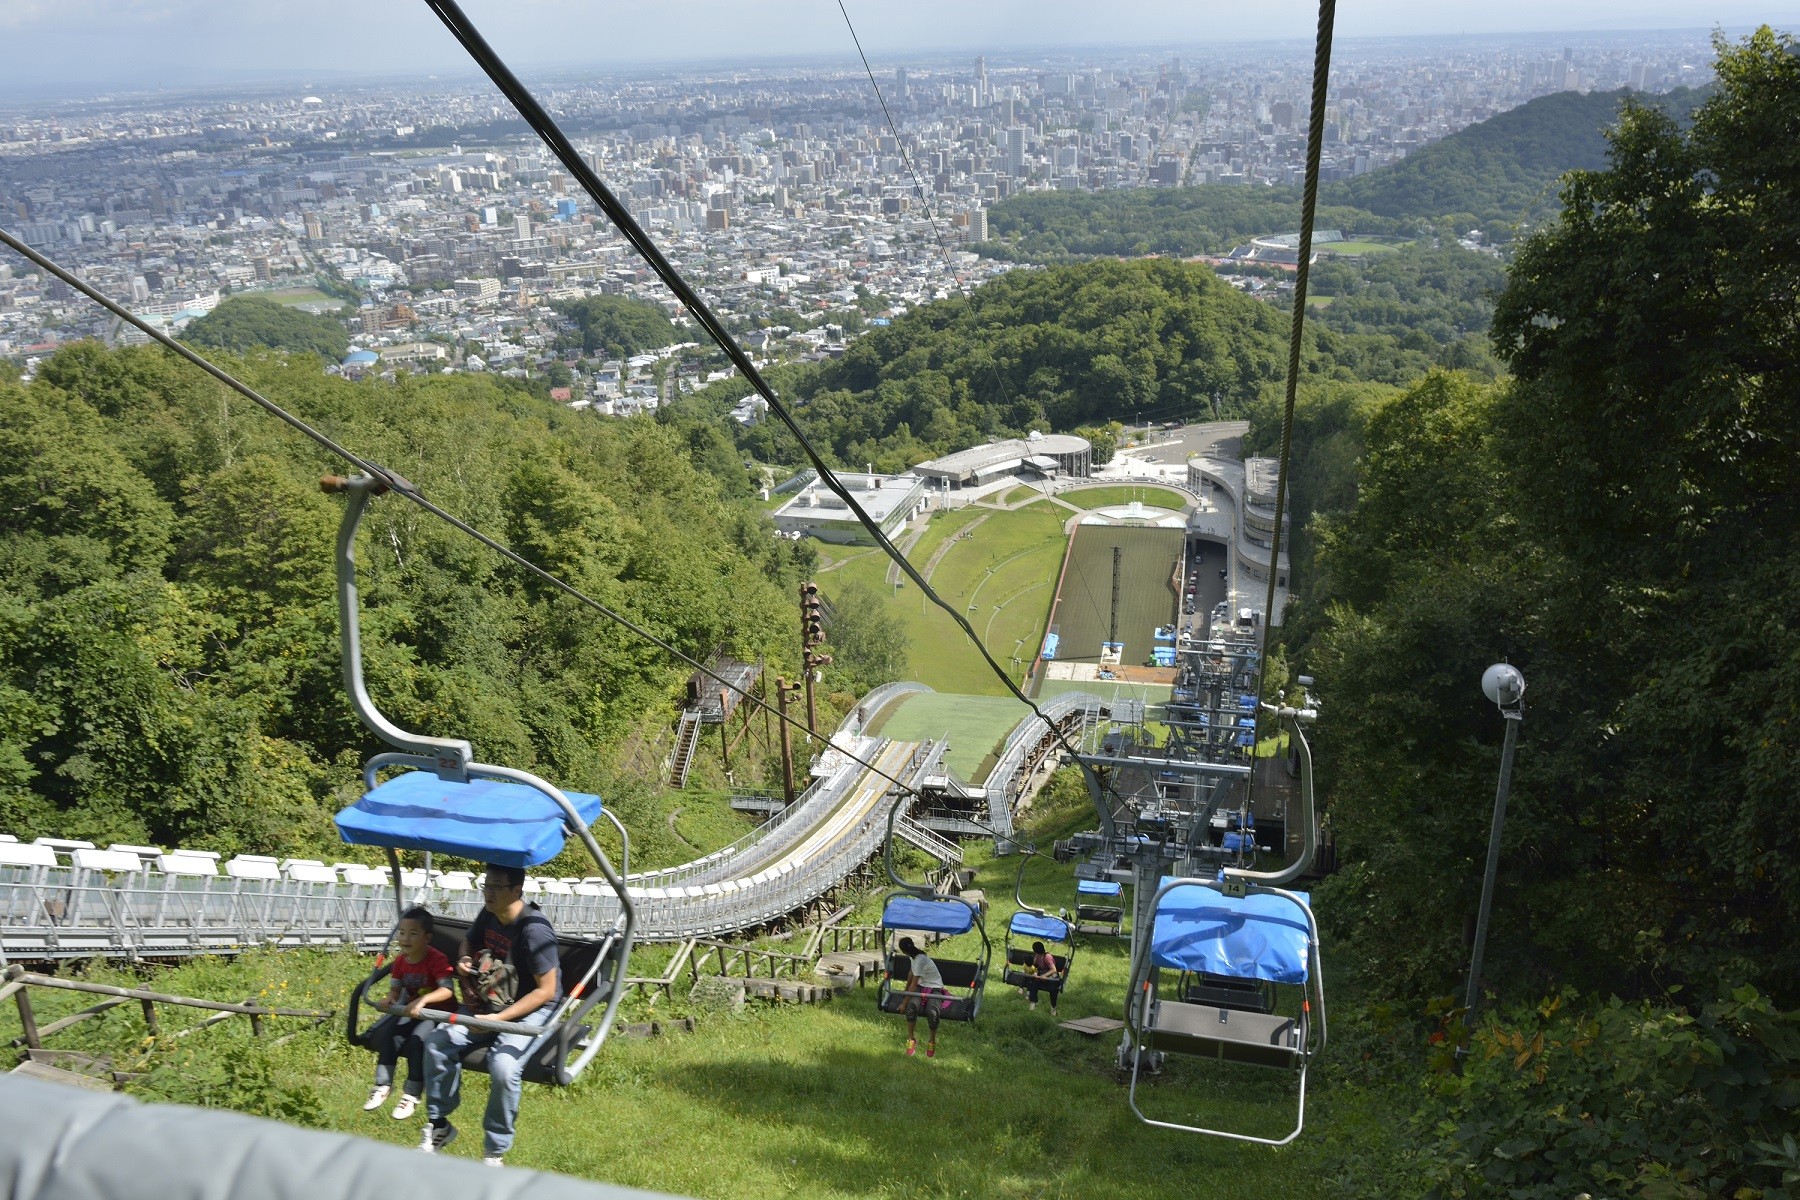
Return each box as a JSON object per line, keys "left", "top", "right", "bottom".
{"left": 1129, "top": 420, "right": 1250, "bottom": 466}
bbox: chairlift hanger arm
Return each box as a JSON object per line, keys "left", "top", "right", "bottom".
{"left": 1222, "top": 708, "right": 1317, "bottom": 889}
{"left": 325, "top": 475, "right": 472, "bottom": 778}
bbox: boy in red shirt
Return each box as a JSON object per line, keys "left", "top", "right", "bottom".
{"left": 363, "top": 906, "right": 454, "bottom": 1120}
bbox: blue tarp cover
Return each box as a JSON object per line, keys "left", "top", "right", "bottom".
{"left": 1041, "top": 632, "right": 1060, "bottom": 660}
{"left": 882, "top": 895, "right": 975, "bottom": 935}
{"left": 1223, "top": 831, "right": 1251, "bottom": 851}
{"left": 1009, "top": 912, "right": 1071, "bottom": 941}
{"left": 1077, "top": 879, "right": 1123, "bottom": 896}
{"left": 335, "top": 770, "right": 602, "bottom": 868}
{"left": 1148, "top": 878, "right": 1311, "bottom": 983}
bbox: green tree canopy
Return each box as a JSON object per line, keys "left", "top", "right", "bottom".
{"left": 1294, "top": 29, "right": 1800, "bottom": 1006}
{"left": 0, "top": 343, "right": 809, "bottom": 863}
{"left": 182, "top": 295, "right": 350, "bottom": 360}
{"left": 553, "top": 294, "right": 680, "bottom": 359}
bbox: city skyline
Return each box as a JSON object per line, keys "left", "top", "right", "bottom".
{"left": 2, "top": 0, "right": 1795, "bottom": 98}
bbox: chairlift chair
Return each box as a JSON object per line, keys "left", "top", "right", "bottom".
{"left": 876, "top": 893, "right": 990, "bottom": 1024}
{"left": 1001, "top": 853, "right": 1074, "bottom": 1001}
{"left": 322, "top": 473, "right": 635, "bottom": 1087}
{"left": 875, "top": 791, "right": 989, "bottom": 1024}
{"left": 1123, "top": 877, "right": 1323, "bottom": 1145}
{"left": 1073, "top": 878, "right": 1125, "bottom": 937}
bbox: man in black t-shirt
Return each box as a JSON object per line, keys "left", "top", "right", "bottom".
{"left": 419, "top": 863, "right": 560, "bottom": 1167}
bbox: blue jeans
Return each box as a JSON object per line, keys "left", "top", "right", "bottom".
{"left": 422, "top": 1005, "right": 553, "bottom": 1157}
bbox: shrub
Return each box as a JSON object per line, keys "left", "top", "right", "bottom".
{"left": 1395, "top": 988, "right": 1800, "bottom": 1199}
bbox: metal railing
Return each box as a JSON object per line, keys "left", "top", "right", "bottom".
{"left": 0, "top": 737, "right": 940, "bottom": 959}
{"left": 0, "top": 683, "right": 1104, "bottom": 960}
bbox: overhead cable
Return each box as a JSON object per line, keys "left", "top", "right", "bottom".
{"left": 1248, "top": 0, "right": 1337, "bottom": 800}
{"left": 422, "top": 0, "right": 1111, "bottom": 790}
{"left": 0, "top": 226, "right": 924, "bottom": 806}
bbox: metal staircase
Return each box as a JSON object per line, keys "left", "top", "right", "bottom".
{"left": 667, "top": 709, "right": 703, "bottom": 789}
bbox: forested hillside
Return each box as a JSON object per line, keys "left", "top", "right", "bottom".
{"left": 698, "top": 258, "right": 1437, "bottom": 472}
{"left": 979, "top": 187, "right": 1412, "bottom": 260}
{"left": 1327, "top": 85, "right": 1705, "bottom": 231}
{"left": 1257, "top": 33, "right": 1799, "bottom": 1195}
{"left": 981, "top": 86, "right": 1706, "bottom": 263}
{"left": 183, "top": 294, "right": 351, "bottom": 360}
{"left": 0, "top": 345, "right": 812, "bottom": 864}
{"left": 553, "top": 294, "right": 680, "bottom": 358}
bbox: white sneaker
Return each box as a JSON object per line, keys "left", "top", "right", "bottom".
{"left": 363, "top": 1085, "right": 391, "bottom": 1112}
{"left": 391, "top": 1093, "right": 419, "bottom": 1120}
{"left": 483, "top": 1157, "right": 505, "bottom": 1168}
{"left": 419, "top": 1122, "right": 457, "bottom": 1154}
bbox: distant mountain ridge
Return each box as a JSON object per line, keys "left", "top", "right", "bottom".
{"left": 1323, "top": 85, "right": 1707, "bottom": 230}
{"left": 979, "top": 85, "right": 1707, "bottom": 261}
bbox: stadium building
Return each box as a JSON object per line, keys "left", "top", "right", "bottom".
{"left": 770, "top": 472, "right": 928, "bottom": 544}
{"left": 912, "top": 432, "right": 1091, "bottom": 491}
{"left": 1187, "top": 454, "right": 1291, "bottom": 621}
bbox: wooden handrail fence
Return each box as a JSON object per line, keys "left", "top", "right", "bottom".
{"left": 3, "top": 962, "right": 334, "bottom": 1058}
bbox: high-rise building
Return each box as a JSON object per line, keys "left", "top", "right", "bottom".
{"left": 967, "top": 207, "right": 988, "bottom": 242}
{"left": 1006, "top": 126, "right": 1026, "bottom": 176}
{"left": 895, "top": 67, "right": 908, "bottom": 98}
{"left": 303, "top": 212, "right": 323, "bottom": 242}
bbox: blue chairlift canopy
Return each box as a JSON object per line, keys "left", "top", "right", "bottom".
{"left": 1148, "top": 878, "right": 1311, "bottom": 984}
{"left": 1009, "top": 912, "right": 1071, "bottom": 942}
{"left": 881, "top": 895, "right": 975, "bottom": 936}
{"left": 335, "top": 770, "right": 603, "bottom": 868}
{"left": 1077, "top": 879, "right": 1123, "bottom": 897}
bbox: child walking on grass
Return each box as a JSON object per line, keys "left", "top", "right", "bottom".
{"left": 364, "top": 906, "right": 454, "bottom": 1120}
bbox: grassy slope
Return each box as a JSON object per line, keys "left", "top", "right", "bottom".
{"left": 868, "top": 692, "right": 1030, "bottom": 779}
{"left": 0, "top": 806, "right": 1368, "bottom": 1198}
{"left": 822, "top": 504, "right": 1069, "bottom": 697}
{"left": 1059, "top": 486, "right": 1191, "bottom": 511}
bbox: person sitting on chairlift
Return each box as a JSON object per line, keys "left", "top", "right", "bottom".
{"left": 1024, "top": 940, "right": 1061, "bottom": 1017}
{"left": 421, "top": 864, "right": 561, "bottom": 1167}
{"left": 363, "top": 906, "right": 454, "bottom": 1121}
{"left": 897, "top": 936, "right": 950, "bottom": 1059}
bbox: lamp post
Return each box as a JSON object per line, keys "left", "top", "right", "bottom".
{"left": 1458, "top": 662, "right": 1526, "bottom": 1069}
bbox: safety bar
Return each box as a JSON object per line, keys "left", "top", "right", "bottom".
{"left": 367, "top": 999, "right": 562, "bottom": 1039}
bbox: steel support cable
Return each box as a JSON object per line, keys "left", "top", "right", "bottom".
{"left": 422, "top": 0, "right": 1111, "bottom": 797}
{"left": 0, "top": 227, "right": 926, "bottom": 807}
{"left": 1249, "top": 0, "right": 1336, "bottom": 793}
{"left": 835, "top": 0, "right": 1015, "bottom": 374}
{"left": 837, "top": 5, "right": 1145, "bottom": 475}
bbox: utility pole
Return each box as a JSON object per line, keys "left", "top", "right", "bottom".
{"left": 775, "top": 675, "right": 803, "bottom": 804}
{"left": 799, "top": 581, "right": 832, "bottom": 737}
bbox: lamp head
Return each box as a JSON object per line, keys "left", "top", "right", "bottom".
{"left": 1481, "top": 663, "right": 1526, "bottom": 710}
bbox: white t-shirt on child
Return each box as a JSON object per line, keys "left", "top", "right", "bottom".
{"left": 909, "top": 952, "right": 946, "bottom": 990}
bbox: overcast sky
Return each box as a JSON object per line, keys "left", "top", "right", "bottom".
{"left": 3, "top": 0, "right": 1796, "bottom": 97}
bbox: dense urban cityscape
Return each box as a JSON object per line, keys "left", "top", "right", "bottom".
{"left": 3, "top": 29, "right": 1711, "bottom": 411}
